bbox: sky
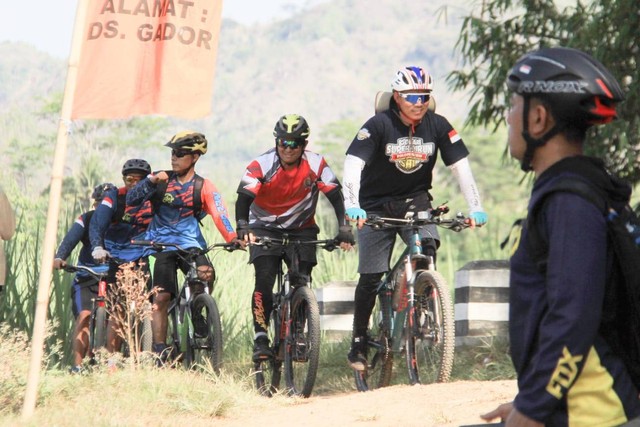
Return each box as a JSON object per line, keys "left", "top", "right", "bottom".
{"left": 1, "top": 0, "right": 326, "bottom": 59}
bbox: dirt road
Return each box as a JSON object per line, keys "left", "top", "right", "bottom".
{"left": 215, "top": 380, "right": 517, "bottom": 426}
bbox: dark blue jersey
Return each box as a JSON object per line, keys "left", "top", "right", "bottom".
{"left": 55, "top": 210, "right": 107, "bottom": 276}
{"left": 346, "top": 107, "right": 469, "bottom": 210}
{"left": 509, "top": 156, "right": 640, "bottom": 425}
{"left": 89, "top": 187, "right": 153, "bottom": 262}
{"left": 56, "top": 211, "right": 94, "bottom": 266}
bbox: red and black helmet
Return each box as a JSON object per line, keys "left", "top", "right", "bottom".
{"left": 507, "top": 47, "right": 624, "bottom": 127}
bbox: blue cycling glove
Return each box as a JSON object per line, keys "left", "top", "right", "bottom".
{"left": 469, "top": 211, "right": 488, "bottom": 226}
{"left": 346, "top": 207, "right": 367, "bottom": 221}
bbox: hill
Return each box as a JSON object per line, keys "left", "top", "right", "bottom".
{"left": 0, "top": 0, "right": 473, "bottom": 184}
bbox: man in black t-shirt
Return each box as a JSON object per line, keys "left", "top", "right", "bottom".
{"left": 343, "top": 66, "right": 487, "bottom": 370}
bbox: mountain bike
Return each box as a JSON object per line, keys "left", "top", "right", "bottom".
{"left": 252, "top": 235, "right": 338, "bottom": 398}
{"left": 354, "top": 205, "right": 470, "bottom": 391}
{"left": 63, "top": 260, "right": 153, "bottom": 362}
{"left": 63, "top": 264, "right": 110, "bottom": 362}
{"left": 131, "top": 240, "right": 238, "bottom": 373}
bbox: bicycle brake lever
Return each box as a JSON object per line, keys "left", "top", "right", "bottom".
{"left": 325, "top": 240, "right": 338, "bottom": 252}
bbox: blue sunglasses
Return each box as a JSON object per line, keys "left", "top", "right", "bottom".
{"left": 398, "top": 92, "right": 431, "bottom": 104}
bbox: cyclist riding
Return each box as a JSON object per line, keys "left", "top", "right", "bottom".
{"left": 53, "top": 182, "right": 117, "bottom": 373}
{"left": 89, "top": 159, "right": 154, "bottom": 353}
{"left": 343, "top": 66, "right": 488, "bottom": 370}
{"left": 235, "top": 114, "right": 355, "bottom": 362}
{"left": 126, "top": 131, "right": 239, "bottom": 360}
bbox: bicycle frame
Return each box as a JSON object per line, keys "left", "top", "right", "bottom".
{"left": 253, "top": 236, "right": 336, "bottom": 398}
{"left": 131, "top": 239, "right": 234, "bottom": 371}
{"left": 355, "top": 207, "right": 466, "bottom": 390}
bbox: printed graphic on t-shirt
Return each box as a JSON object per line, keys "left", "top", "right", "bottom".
{"left": 385, "top": 136, "right": 435, "bottom": 174}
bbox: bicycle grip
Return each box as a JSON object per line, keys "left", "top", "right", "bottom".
{"left": 131, "top": 239, "right": 153, "bottom": 246}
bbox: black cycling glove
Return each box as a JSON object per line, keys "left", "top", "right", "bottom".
{"left": 236, "top": 219, "right": 253, "bottom": 241}
{"left": 335, "top": 225, "right": 355, "bottom": 245}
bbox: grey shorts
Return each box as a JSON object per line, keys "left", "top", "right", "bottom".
{"left": 356, "top": 219, "right": 439, "bottom": 275}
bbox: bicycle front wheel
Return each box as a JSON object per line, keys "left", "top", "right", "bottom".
{"left": 90, "top": 306, "right": 108, "bottom": 355}
{"left": 406, "top": 270, "right": 455, "bottom": 384}
{"left": 284, "top": 286, "right": 321, "bottom": 398}
{"left": 189, "top": 293, "right": 224, "bottom": 373}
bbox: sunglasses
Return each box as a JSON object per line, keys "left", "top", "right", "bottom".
{"left": 276, "top": 138, "right": 305, "bottom": 149}
{"left": 398, "top": 92, "right": 431, "bottom": 104}
{"left": 171, "top": 149, "right": 192, "bottom": 158}
{"left": 124, "top": 175, "right": 143, "bottom": 184}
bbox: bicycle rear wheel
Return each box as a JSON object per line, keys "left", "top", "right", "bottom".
{"left": 354, "top": 288, "right": 393, "bottom": 391}
{"left": 188, "top": 293, "right": 224, "bottom": 373}
{"left": 406, "top": 270, "right": 455, "bottom": 384}
{"left": 255, "top": 309, "right": 282, "bottom": 397}
{"left": 284, "top": 286, "right": 321, "bottom": 397}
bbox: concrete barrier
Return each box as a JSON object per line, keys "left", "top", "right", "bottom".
{"left": 454, "top": 260, "right": 510, "bottom": 347}
{"left": 314, "top": 280, "right": 356, "bottom": 341}
{"left": 315, "top": 259, "right": 511, "bottom": 346}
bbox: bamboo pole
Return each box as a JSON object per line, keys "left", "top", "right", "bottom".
{"left": 21, "top": 0, "right": 89, "bottom": 419}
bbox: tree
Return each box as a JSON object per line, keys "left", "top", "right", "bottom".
{"left": 448, "top": 0, "right": 640, "bottom": 183}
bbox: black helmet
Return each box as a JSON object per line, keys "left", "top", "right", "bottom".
{"left": 507, "top": 47, "right": 624, "bottom": 127}
{"left": 164, "top": 131, "right": 208, "bottom": 155}
{"left": 91, "top": 183, "right": 117, "bottom": 201}
{"left": 273, "top": 114, "right": 310, "bottom": 140}
{"left": 122, "top": 159, "right": 151, "bottom": 176}
{"left": 507, "top": 47, "right": 624, "bottom": 171}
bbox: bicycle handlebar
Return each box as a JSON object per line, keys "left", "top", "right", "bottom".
{"left": 250, "top": 236, "right": 339, "bottom": 252}
{"left": 130, "top": 239, "right": 241, "bottom": 256}
{"left": 62, "top": 264, "right": 108, "bottom": 280}
{"left": 365, "top": 208, "right": 471, "bottom": 233}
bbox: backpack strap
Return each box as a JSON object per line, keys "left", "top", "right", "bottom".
{"left": 192, "top": 173, "right": 204, "bottom": 219}
{"left": 527, "top": 177, "right": 608, "bottom": 273}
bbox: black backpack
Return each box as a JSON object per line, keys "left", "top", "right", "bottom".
{"left": 151, "top": 170, "right": 205, "bottom": 221}
{"left": 527, "top": 175, "right": 640, "bottom": 389}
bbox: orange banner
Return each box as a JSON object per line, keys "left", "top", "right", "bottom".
{"left": 71, "top": 0, "right": 223, "bottom": 119}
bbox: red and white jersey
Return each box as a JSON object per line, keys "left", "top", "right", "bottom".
{"left": 237, "top": 148, "right": 341, "bottom": 230}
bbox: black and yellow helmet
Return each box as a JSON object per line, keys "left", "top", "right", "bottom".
{"left": 165, "top": 131, "right": 208, "bottom": 155}
{"left": 273, "top": 114, "right": 310, "bottom": 140}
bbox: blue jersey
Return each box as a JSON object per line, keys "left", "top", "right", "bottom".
{"left": 126, "top": 172, "right": 236, "bottom": 255}
{"left": 89, "top": 187, "right": 153, "bottom": 262}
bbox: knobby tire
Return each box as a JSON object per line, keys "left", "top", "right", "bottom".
{"left": 406, "top": 270, "right": 455, "bottom": 384}
{"left": 284, "top": 286, "right": 321, "bottom": 398}
{"left": 189, "top": 292, "right": 224, "bottom": 373}
{"left": 91, "top": 306, "right": 108, "bottom": 354}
